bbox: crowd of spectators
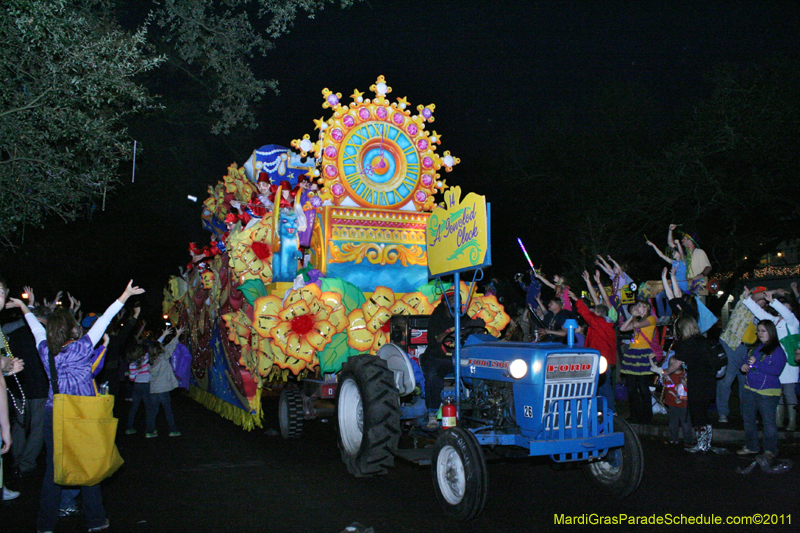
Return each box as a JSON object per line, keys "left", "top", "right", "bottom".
{"left": 1, "top": 276, "right": 191, "bottom": 531}
{"left": 512, "top": 223, "right": 800, "bottom": 462}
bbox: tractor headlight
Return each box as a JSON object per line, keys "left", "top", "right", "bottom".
{"left": 508, "top": 359, "right": 528, "bottom": 379}
{"left": 599, "top": 356, "right": 609, "bottom": 375}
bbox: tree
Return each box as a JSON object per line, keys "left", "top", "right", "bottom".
{"left": 0, "top": 0, "right": 359, "bottom": 246}
{"left": 0, "top": 0, "right": 165, "bottom": 246}
{"left": 496, "top": 59, "right": 800, "bottom": 302}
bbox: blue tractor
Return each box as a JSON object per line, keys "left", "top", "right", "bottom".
{"left": 335, "top": 310, "right": 644, "bottom": 520}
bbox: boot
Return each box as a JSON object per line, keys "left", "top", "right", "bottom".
{"left": 786, "top": 405, "right": 797, "bottom": 431}
{"left": 686, "top": 425, "right": 711, "bottom": 453}
{"left": 776, "top": 404, "right": 785, "bottom": 429}
{"left": 703, "top": 424, "right": 713, "bottom": 451}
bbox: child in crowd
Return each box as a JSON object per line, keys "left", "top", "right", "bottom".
{"left": 595, "top": 255, "right": 633, "bottom": 321}
{"left": 147, "top": 326, "right": 184, "bottom": 437}
{"left": 125, "top": 344, "right": 154, "bottom": 437}
{"left": 535, "top": 271, "right": 572, "bottom": 311}
{"left": 646, "top": 236, "right": 688, "bottom": 325}
{"left": 651, "top": 352, "right": 694, "bottom": 446}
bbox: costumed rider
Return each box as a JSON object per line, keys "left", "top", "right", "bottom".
{"left": 421, "top": 288, "right": 485, "bottom": 430}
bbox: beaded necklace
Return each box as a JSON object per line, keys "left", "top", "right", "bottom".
{"left": 0, "top": 330, "right": 26, "bottom": 416}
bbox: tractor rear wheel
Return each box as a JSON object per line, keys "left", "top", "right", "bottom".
{"left": 337, "top": 355, "right": 400, "bottom": 477}
{"left": 279, "top": 388, "right": 304, "bottom": 439}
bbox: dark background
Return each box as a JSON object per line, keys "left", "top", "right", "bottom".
{"left": 2, "top": 0, "right": 799, "bottom": 321}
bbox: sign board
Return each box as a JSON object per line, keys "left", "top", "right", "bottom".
{"left": 426, "top": 187, "right": 491, "bottom": 277}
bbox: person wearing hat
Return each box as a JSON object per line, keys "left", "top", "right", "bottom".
{"left": 668, "top": 224, "right": 711, "bottom": 295}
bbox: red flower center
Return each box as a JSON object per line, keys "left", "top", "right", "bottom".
{"left": 381, "top": 320, "right": 392, "bottom": 333}
{"left": 291, "top": 314, "right": 314, "bottom": 335}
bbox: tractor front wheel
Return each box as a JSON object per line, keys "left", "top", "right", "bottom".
{"left": 432, "top": 427, "right": 488, "bottom": 521}
{"left": 581, "top": 415, "right": 644, "bottom": 498}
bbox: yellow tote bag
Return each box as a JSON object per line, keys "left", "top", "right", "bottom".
{"left": 52, "top": 393, "right": 124, "bottom": 486}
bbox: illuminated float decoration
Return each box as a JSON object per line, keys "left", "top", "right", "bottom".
{"left": 163, "top": 77, "right": 507, "bottom": 430}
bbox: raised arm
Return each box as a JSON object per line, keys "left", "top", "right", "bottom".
{"left": 6, "top": 297, "right": 46, "bottom": 347}
{"left": 595, "top": 255, "right": 614, "bottom": 277}
{"left": 646, "top": 239, "right": 671, "bottom": 264}
{"left": 670, "top": 266, "right": 683, "bottom": 298}
{"left": 535, "top": 271, "right": 555, "bottom": 290}
{"left": 742, "top": 293, "right": 774, "bottom": 323}
{"left": 668, "top": 224, "right": 677, "bottom": 250}
{"left": 661, "top": 268, "right": 675, "bottom": 300}
{"left": 86, "top": 280, "right": 145, "bottom": 346}
{"left": 768, "top": 296, "right": 800, "bottom": 334}
{"left": 582, "top": 271, "right": 600, "bottom": 305}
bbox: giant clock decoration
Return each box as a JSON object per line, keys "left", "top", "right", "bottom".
{"left": 292, "top": 76, "right": 459, "bottom": 211}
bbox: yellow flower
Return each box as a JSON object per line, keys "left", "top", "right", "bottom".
{"left": 268, "top": 284, "right": 338, "bottom": 364}
{"left": 345, "top": 286, "right": 430, "bottom": 354}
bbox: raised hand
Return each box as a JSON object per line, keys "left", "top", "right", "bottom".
{"left": 5, "top": 297, "right": 30, "bottom": 313}
{"left": 741, "top": 286, "right": 751, "bottom": 300}
{"left": 23, "top": 286, "right": 35, "bottom": 306}
{"left": 120, "top": 280, "right": 145, "bottom": 303}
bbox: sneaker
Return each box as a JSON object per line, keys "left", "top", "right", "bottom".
{"left": 718, "top": 415, "right": 728, "bottom": 423}
{"left": 2, "top": 486, "right": 20, "bottom": 501}
{"left": 125, "top": 428, "right": 137, "bottom": 435}
{"left": 88, "top": 518, "right": 110, "bottom": 532}
{"left": 168, "top": 431, "right": 181, "bottom": 437}
{"left": 425, "top": 413, "right": 439, "bottom": 431}
{"left": 145, "top": 431, "right": 158, "bottom": 438}
{"left": 737, "top": 446, "right": 758, "bottom": 455}
{"left": 59, "top": 504, "right": 80, "bottom": 517}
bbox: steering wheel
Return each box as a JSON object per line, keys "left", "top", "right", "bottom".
{"left": 440, "top": 323, "right": 491, "bottom": 352}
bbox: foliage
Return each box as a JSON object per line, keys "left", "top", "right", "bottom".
{"left": 0, "top": 0, "right": 164, "bottom": 246}
{"left": 152, "top": 0, "right": 358, "bottom": 134}
{"left": 0, "top": 0, "right": 359, "bottom": 246}
{"left": 502, "top": 59, "right": 800, "bottom": 296}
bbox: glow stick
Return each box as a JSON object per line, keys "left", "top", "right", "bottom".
{"left": 187, "top": 195, "right": 198, "bottom": 202}
{"left": 516, "top": 238, "right": 536, "bottom": 271}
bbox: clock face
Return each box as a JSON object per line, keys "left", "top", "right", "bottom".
{"left": 339, "top": 122, "right": 420, "bottom": 208}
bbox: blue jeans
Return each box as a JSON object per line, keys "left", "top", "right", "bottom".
{"left": 715, "top": 340, "right": 748, "bottom": 417}
{"left": 655, "top": 291, "right": 669, "bottom": 318}
{"left": 741, "top": 388, "right": 780, "bottom": 454}
{"left": 147, "top": 392, "right": 178, "bottom": 433}
{"left": 38, "top": 409, "right": 107, "bottom": 531}
{"left": 421, "top": 355, "right": 453, "bottom": 411}
{"left": 127, "top": 382, "right": 154, "bottom": 432}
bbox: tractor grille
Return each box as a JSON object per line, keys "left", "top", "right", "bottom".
{"left": 542, "top": 355, "right": 596, "bottom": 432}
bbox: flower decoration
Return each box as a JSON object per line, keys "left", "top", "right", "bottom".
{"left": 346, "top": 286, "right": 433, "bottom": 354}
{"left": 228, "top": 216, "right": 274, "bottom": 285}
{"left": 248, "top": 284, "right": 348, "bottom": 377}
{"left": 467, "top": 294, "right": 511, "bottom": 336}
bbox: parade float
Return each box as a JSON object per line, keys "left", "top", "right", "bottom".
{"left": 163, "top": 76, "right": 510, "bottom": 430}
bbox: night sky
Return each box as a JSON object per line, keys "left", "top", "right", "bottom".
{"left": 2, "top": 0, "right": 798, "bottom": 320}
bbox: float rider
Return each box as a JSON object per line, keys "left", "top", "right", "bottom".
{"left": 422, "top": 288, "right": 485, "bottom": 430}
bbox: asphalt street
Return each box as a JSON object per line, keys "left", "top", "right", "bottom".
{"left": 3, "top": 392, "right": 798, "bottom": 532}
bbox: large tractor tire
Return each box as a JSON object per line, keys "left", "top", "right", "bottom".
{"left": 581, "top": 415, "right": 644, "bottom": 498}
{"left": 432, "top": 427, "right": 488, "bottom": 521}
{"left": 279, "top": 388, "right": 304, "bottom": 439}
{"left": 337, "top": 354, "right": 401, "bottom": 477}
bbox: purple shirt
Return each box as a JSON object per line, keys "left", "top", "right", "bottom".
{"left": 25, "top": 299, "right": 123, "bottom": 408}
{"left": 38, "top": 336, "right": 99, "bottom": 406}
